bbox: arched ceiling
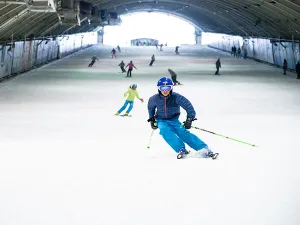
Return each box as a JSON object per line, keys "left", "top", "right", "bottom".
{"left": 1, "top": 0, "right": 300, "bottom": 42}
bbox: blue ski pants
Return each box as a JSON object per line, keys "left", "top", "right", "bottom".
{"left": 118, "top": 100, "right": 134, "bottom": 114}
{"left": 156, "top": 119, "right": 207, "bottom": 153}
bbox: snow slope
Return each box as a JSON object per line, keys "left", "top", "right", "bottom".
{"left": 0, "top": 45, "right": 299, "bottom": 225}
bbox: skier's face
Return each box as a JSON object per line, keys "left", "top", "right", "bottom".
{"left": 161, "top": 90, "right": 170, "bottom": 96}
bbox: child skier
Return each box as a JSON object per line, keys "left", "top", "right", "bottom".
{"left": 115, "top": 84, "right": 144, "bottom": 116}
{"left": 88, "top": 56, "right": 98, "bottom": 67}
{"left": 118, "top": 61, "right": 126, "bottom": 73}
{"left": 147, "top": 77, "right": 218, "bottom": 159}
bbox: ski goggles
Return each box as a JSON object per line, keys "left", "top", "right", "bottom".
{"left": 158, "top": 85, "right": 173, "bottom": 91}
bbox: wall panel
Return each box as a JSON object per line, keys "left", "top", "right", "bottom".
{"left": 0, "top": 32, "right": 97, "bottom": 80}
{"left": 209, "top": 34, "right": 300, "bottom": 72}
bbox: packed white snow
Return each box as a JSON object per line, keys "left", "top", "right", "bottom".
{"left": 0, "top": 45, "right": 299, "bottom": 225}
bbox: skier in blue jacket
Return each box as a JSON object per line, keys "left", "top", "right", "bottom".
{"left": 147, "top": 77, "right": 218, "bottom": 159}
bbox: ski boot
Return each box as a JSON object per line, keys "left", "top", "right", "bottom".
{"left": 177, "top": 148, "right": 190, "bottom": 159}
{"left": 204, "top": 148, "right": 219, "bottom": 160}
{"left": 114, "top": 112, "right": 119, "bottom": 116}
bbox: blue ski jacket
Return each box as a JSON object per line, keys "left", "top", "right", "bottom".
{"left": 148, "top": 92, "right": 196, "bottom": 120}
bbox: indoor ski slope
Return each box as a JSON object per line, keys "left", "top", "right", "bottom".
{"left": 0, "top": 45, "right": 299, "bottom": 225}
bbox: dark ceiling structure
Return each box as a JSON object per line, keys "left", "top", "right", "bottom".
{"left": 1, "top": 0, "right": 300, "bottom": 42}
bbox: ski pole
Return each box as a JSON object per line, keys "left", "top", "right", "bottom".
{"left": 189, "top": 124, "right": 258, "bottom": 147}
{"left": 147, "top": 129, "right": 154, "bottom": 149}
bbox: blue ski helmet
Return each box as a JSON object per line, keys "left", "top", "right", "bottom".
{"left": 157, "top": 77, "right": 173, "bottom": 92}
{"left": 131, "top": 84, "right": 137, "bottom": 89}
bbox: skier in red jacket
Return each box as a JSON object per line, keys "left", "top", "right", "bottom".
{"left": 126, "top": 61, "right": 137, "bottom": 77}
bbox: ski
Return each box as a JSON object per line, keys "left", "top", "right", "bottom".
{"left": 120, "top": 114, "right": 132, "bottom": 117}
{"left": 211, "top": 153, "right": 219, "bottom": 160}
{"left": 114, "top": 113, "right": 132, "bottom": 117}
{"left": 177, "top": 152, "right": 219, "bottom": 160}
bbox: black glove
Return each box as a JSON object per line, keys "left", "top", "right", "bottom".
{"left": 147, "top": 117, "right": 158, "bottom": 130}
{"left": 183, "top": 118, "right": 196, "bottom": 129}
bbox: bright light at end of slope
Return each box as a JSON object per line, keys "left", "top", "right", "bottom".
{"left": 103, "top": 12, "right": 196, "bottom": 47}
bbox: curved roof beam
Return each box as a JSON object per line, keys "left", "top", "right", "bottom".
{"left": 0, "top": 12, "right": 43, "bottom": 39}
{"left": 25, "top": 14, "right": 58, "bottom": 38}
{"left": 239, "top": 0, "right": 300, "bottom": 37}
{"left": 3, "top": 13, "right": 41, "bottom": 39}
{"left": 39, "top": 21, "right": 61, "bottom": 37}
{"left": 189, "top": 0, "right": 300, "bottom": 37}
{"left": 110, "top": 4, "right": 233, "bottom": 33}
{"left": 1, "top": 0, "right": 300, "bottom": 40}
{"left": 257, "top": 0, "right": 300, "bottom": 37}
{"left": 0, "top": 5, "right": 28, "bottom": 29}
{"left": 98, "top": 0, "right": 300, "bottom": 38}
{"left": 98, "top": 0, "right": 257, "bottom": 36}
{"left": 200, "top": 0, "right": 282, "bottom": 37}
{"left": 0, "top": 9, "right": 29, "bottom": 39}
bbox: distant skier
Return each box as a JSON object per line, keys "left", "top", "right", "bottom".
{"left": 147, "top": 77, "right": 218, "bottom": 159}
{"left": 215, "top": 58, "right": 221, "bottom": 75}
{"left": 296, "top": 61, "right": 300, "bottom": 79}
{"left": 168, "top": 68, "right": 181, "bottom": 85}
{"left": 149, "top": 54, "right": 155, "bottom": 66}
{"left": 117, "top": 45, "right": 121, "bottom": 52}
{"left": 126, "top": 61, "right": 137, "bottom": 77}
{"left": 115, "top": 84, "right": 144, "bottom": 117}
{"left": 283, "top": 59, "right": 288, "bottom": 75}
{"left": 175, "top": 46, "right": 180, "bottom": 55}
{"left": 160, "top": 44, "right": 163, "bottom": 51}
{"left": 237, "top": 47, "right": 241, "bottom": 58}
{"left": 118, "top": 61, "right": 126, "bottom": 73}
{"left": 232, "top": 46, "right": 237, "bottom": 57}
{"left": 88, "top": 56, "right": 98, "bottom": 67}
{"left": 111, "top": 48, "right": 117, "bottom": 58}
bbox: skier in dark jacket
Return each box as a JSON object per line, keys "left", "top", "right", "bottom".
{"left": 118, "top": 61, "right": 126, "bottom": 73}
{"left": 215, "top": 58, "right": 221, "bottom": 75}
{"left": 175, "top": 46, "right": 180, "bottom": 55}
{"left": 296, "top": 61, "right": 300, "bottom": 79}
{"left": 149, "top": 55, "right": 155, "bottom": 66}
{"left": 168, "top": 68, "right": 181, "bottom": 85}
{"left": 283, "top": 59, "right": 288, "bottom": 75}
{"left": 147, "top": 77, "right": 218, "bottom": 159}
{"left": 111, "top": 48, "right": 117, "bottom": 58}
{"left": 88, "top": 56, "right": 98, "bottom": 67}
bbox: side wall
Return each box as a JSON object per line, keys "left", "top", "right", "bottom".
{"left": 208, "top": 34, "right": 300, "bottom": 71}
{"left": 0, "top": 32, "right": 97, "bottom": 80}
